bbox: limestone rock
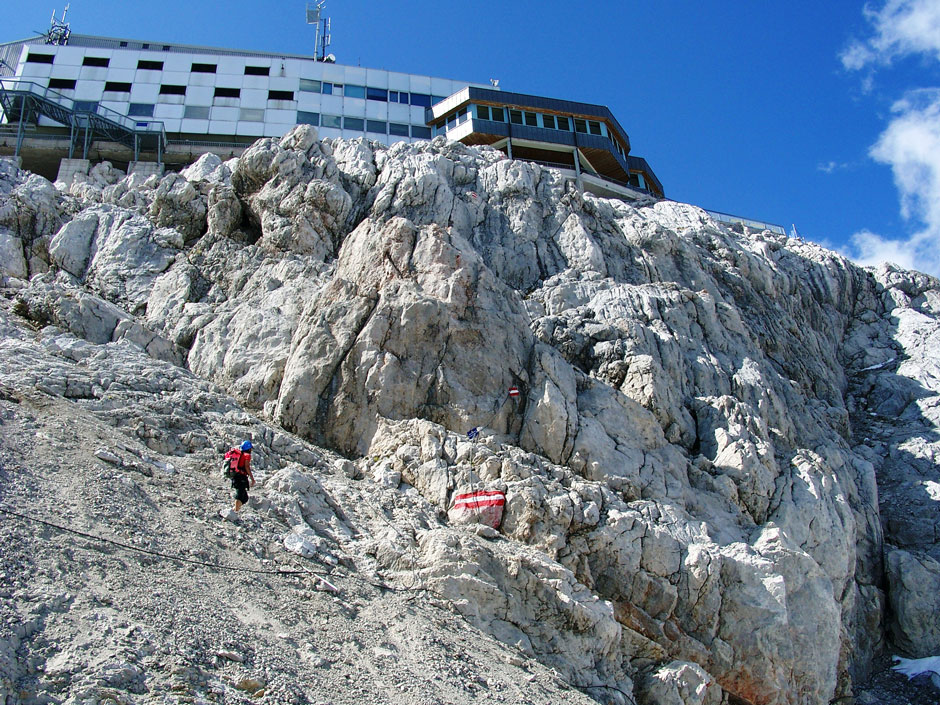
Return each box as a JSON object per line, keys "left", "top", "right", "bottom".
{"left": 0, "top": 168, "right": 68, "bottom": 276}
{"left": 637, "top": 661, "right": 719, "bottom": 705}
{"left": 886, "top": 548, "right": 940, "bottom": 655}
{"left": 0, "top": 228, "right": 27, "bottom": 279}
{"left": 148, "top": 172, "right": 207, "bottom": 242}
{"left": 48, "top": 204, "right": 182, "bottom": 313}
{"left": 4, "top": 128, "right": 940, "bottom": 705}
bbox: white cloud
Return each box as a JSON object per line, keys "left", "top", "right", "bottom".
{"left": 837, "top": 1, "right": 940, "bottom": 276}
{"left": 842, "top": 0, "right": 940, "bottom": 69}
{"left": 843, "top": 90, "right": 940, "bottom": 276}
{"left": 817, "top": 161, "right": 850, "bottom": 174}
{"left": 845, "top": 229, "right": 926, "bottom": 272}
{"left": 873, "top": 90, "right": 940, "bottom": 223}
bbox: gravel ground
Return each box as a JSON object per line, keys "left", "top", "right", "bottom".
{"left": 0, "top": 303, "right": 601, "bottom": 705}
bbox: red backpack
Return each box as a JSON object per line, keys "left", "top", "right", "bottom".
{"left": 223, "top": 448, "right": 248, "bottom": 477}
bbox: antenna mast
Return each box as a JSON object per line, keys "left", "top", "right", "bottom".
{"left": 306, "top": 2, "right": 333, "bottom": 62}
{"left": 45, "top": 5, "right": 72, "bottom": 46}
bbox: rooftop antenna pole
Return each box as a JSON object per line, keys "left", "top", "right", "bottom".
{"left": 45, "top": 4, "right": 71, "bottom": 46}
{"left": 306, "top": 1, "right": 333, "bottom": 62}
{"left": 321, "top": 16, "right": 332, "bottom": 62}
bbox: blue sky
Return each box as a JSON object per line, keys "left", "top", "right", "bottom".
{"left": 6, "top": 1, "right": 940, "bottom": 276}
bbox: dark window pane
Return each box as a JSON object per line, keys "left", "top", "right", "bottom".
{"left": 411, "top": 126, "right": 431, "bottom": 139}
{"left": 321, "top": 114, "right": 342, "bottom": 128}
{"left": 432, "top": 95, "right": 446, "bottom": 105}
{"left": 524, "top": 111, "right": 537, "bottom": 127}
{"left": 574, "top": 118, "right": 587, "bottom": 133}
{"left": 159, "top": 84, "right": 187, "bottom": 95}
{"left": 183, "top": 105, "right": 210, "bottom": 119}
{"left": 542, "top": 114, "right": 556, "bottom": 129}
{"left": 475, "top": 105, "right": 489, "bottom": 120}
{"left": 128, "top": 103, "right": 155, "bottom": 117}
{"left": 299, "top": 79, "right": 321, "bottom": 92}
{"left": 162, "top": 45, "right": 171, "bottom": 51}
{"left": 48, "top": 78, "right": 76, "bottom": 90}
{"left": 82, "top": 56, "right": 109, "bottom": 67}
{"left": 137, "top": 60, "right": 163, "bottom": 70}
{"left": 244, "top": 65, "right": 270, "bottom": 76}
{"left": 297, "top": 110, "right": 320, "bottom": 125}
{"left": 344, "top": 84, "right": 365, "bottom": 99}
{"left": 343, "top": 117, "right": 364, "bottom": 131}
{"left": 191, "top": 63, "right": 217, "bottom": 73}
{"left": 509, "top": 109, "right": 523, "bottom": 125}
{"left": 74, "top": 101, "right": 98, "bottom": 113}
{"left": 410, "top": 93, "right": 432, "bottom": 107}
{"left": 26, "top": 53, "right": 55, "bottom": 64}
{"left": 104, "top": 81, "right": 132, "bottom": 92}
{"left": 367, "top": 119, "right": 386, "bottom": 133}
{"left": 119, "top": 41, "right": 128, "bottom": 47}
{"left": 588, "top": 120, "right": 602, "bottom": 135}
{"left": 389, "top": 122, "right": 410, "bottom": 137}
{"left": 367, "top": 87, "right": 388, "bottom": 102}
{"left": 491, "top": 107, "right": 504, "bottom": 122}
{"left": 268, "top": 90, "right": 294, "bottom": 101}
{"left": 556, "top": 116, "right": 570, "bottom": 131}
{"left": 322, "top": 82, "right": 333, "bottom": 95}
{"left": 214, "top": 87, "right": 240, "bottom": 98}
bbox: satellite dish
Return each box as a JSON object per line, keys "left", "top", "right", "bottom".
{"left": 324, "top": 53, "right": 336, "bottom": 63}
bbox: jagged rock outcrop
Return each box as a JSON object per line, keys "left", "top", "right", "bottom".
{"left": 1, "top": 125, "right": 939, "bottom": 705}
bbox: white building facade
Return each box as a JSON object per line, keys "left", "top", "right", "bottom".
{"left": 0, "top": 33, "right": 489, "bottom": 153}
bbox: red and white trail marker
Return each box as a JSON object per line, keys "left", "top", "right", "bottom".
{"left": 508, "top": 386, "right": 520, "bottom": 398}
{"left": 448, "top": 490, "right": 506, "bottom": 529}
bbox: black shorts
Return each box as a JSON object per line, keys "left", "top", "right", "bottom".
{"left": 232, "top": 474, "right": 249, "bottom": 503}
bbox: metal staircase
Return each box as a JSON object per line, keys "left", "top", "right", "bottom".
{"left": 0, "top": 79, "right": 166, "bottom": 162}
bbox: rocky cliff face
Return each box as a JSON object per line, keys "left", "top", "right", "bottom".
{"left": 1, "top": 127, "right": 938, "bottom": 705}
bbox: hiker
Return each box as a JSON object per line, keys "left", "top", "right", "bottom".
{"left": 225, "top": 440, "right": 256, "bottom": 512}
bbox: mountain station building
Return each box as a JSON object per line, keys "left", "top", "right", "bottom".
{"left": 0, "top": 22, "right": 663, "bottom": 200}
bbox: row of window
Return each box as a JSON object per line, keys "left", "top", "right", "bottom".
{"left": 297, "top": 79, "right": 443, "bottom": 107}
{"left": 48, "top": 78, "right": 297, "bottom": 102}
{"left": 43, "top": 79, "right": 449, "bottom": 112}
{"left": 431, "top": 104, "right": 630, "bottom": 159}
{"left": 28, "top": 52, "right": 280, "bottom": 76}
{"left": 29, "top": 54, "right": 449, "bottom": 109}
{"left": 471, "top": 104, "right": 606, "bottom": 136}
{"left": 297, "top": 112, "right": 432, "bottom": 137}
{"left": 120, "top": 102, "right": 432, "bottom": 136}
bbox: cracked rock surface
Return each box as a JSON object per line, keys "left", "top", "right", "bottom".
{"left": 0, "top": 128, "right": 939, "bottom": 704}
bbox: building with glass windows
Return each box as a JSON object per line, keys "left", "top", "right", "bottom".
{"left": 0, "top": 32, "right": 663, "bottom": 198}
{"left": 429, "top": 87, "right": 663, "bottom": 198}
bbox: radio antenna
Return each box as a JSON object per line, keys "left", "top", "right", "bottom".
{"left": 306, "top": 2, "right": 333, "bottom": 62}
{"left": 45, "top": 5, "right": 71, "bottom": 46}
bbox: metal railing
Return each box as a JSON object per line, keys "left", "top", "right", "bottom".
{"left": 166, "top": 138, "right": 254, "bottom": 149}
{"left": 704, "top": 209, "right": 786, "bottom": 235}
{"left": 0, "top": 78, "right": 166, "bottom": 160}
{"left": 528, "top": 158, "right": 785, "bottom": 228}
